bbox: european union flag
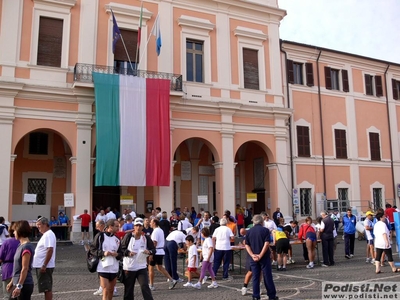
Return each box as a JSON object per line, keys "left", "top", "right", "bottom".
{"left": 112, "top": 10, "right": 121, "bottom": 54}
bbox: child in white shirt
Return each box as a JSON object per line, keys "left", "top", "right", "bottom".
{"left": 192, "top": 227, "right": 218, "bottom": 289}
{"left": 183, "top": 235, "right": 199, "bottom": 287}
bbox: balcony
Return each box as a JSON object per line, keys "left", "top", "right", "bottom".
{"left": 74, "top": 63, "right": 183, "bottom": 92}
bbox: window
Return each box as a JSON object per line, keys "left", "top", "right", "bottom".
{"left": 243, "top": 48, "right": 259, "bottom": 90}
{"left": 114, "top": 29, "right": 138, "bottom": 75}
{"left": 297, "top": 126, "right": 310, "bottom": 157}
{"left": 287, "top": 60, "right": 314, "bottom": 86}
{"left": 300, "top": 188, "right": 312, "bottom": 217}
{"left": 335, "top": 129, "right": 347, "bottom": 159}
{"left": 324, "top": 67, "right": 349, "bottom": 92}
{"left": 392, "top": 79, "right": 399, "bottom": 100}
{"left": 186, "top": 40, "right": 203, "bottom": 83}
{"left": 28, "top": 178, "right": 47, "bottom": 205}
{"left": 365, "top": 74, "right": 383, "bottom": 96}
{"left": 37, "top": 17, "right": 63, "bottom": 67}
{"left": 373, "top": 188, "right": 382, "bottom": 210}
{"left": 369, "top": 132, "right": 381, "bottom": 161}
{"left": 29, "top": 132, "right": 48, "bottom": 155}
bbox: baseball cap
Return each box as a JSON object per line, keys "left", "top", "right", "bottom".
{"left": 366, "top": 211, "right": 374, "bottom": 216}
{"left": 133, "top": 218, "right": 144, "bottom": 226}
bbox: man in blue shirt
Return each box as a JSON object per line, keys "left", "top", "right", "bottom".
{"left": 245, "top": 214, "right": 278, "bottom": 300}
{"left": 342, "top": 208, "right": 356, "bottom": 259}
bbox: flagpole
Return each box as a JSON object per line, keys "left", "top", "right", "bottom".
{"left": 135, "top": 1, "right": 143, "bottom": 70}
{"left": 111, "top": 9, "right": 134, "bottom": 72}
{"left": 137, "top": 13, "right": 159, "bottom": 70}
{"left": 119, "top": 34, "right": 134, "bottom": 72}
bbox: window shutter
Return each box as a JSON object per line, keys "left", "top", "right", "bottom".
{"left": 375, "top": 76, "right": 383, "bottom": 97}
{"left": 243, "top": 48, "right": 259, "bottom": 90}
{"left": 37, "top": 17, "right": 63, "bottom": 67}
{"left": 287, "top": 59, "right": 294, "bottom": 84}
{"left": 342, "top": 69, "right": 349, "bottom": 92}
{"left": 114, "top": 29, "right": 138, "bottom": 63}
{"left": 297, "top": 126, "right": 310, "bottom": 157}
{"left": 392, "top": 79, "right": 399, "bottom": 100}
{"left": 324, "top": 66, "right": 332, "bottom": 90}
{"left": 305, "top": 63, "right": 314, "bottom": 87}
{"left": 334, "top": 129, "right": 347, "bottom": 159}
{"left": 369, "top": 132, "right": 381, "bottom": 161}
{"left": 365, "top": 74, "right": 373, "bottom": 95}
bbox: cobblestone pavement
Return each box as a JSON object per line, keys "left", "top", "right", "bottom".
{"left": 1, "top": 238, "right": 400, "bottom": 299}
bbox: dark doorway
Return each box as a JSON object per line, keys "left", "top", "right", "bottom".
{"left": 92, "top": 174, "right": 121, "bottom": 212}
{"left": 252, "top": 188, "right": 266, "bottom": 214}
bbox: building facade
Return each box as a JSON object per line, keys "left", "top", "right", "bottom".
{"left": 0, "top": 0, "right": 399, "bottom": 239}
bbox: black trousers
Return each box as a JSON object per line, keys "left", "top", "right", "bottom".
{"left": 344, "top": 233, "right": 355, "bottom": 256}
{"left": 322, "top": 237, "right": 335, "bottom": 265}
{"left": 123, "top": 268, "right": 153, "bottom": 300}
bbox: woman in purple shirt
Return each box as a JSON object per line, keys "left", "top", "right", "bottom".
{"left": 0, "top": 223, "right": 20, "bottom": 299}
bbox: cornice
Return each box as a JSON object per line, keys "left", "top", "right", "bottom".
{"left": 105, "top": 2, "right": 152, "bottom": 21}
{"left": 18, "top": 85, "right": 76, "bottom": 103}
{"left": 234, "top": 26, "right": 268, "bottom": 41}
{"left": 33, "top": 0, "right": 77, "bottom": 8}
{"left": 178, "top": 15, "right": 215, "bottom": 32}
{"left": 0, "top": 82, "right": 24, "bottom": 98}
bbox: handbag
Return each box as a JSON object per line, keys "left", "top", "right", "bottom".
{"left": 117, "top": 261, "right": 125, "bottom": 283}
{"left": 87, "top": 250, "right": 99, "bottom": 273}
{"left": 87, "top": 232, "right": 104, "bottom": 273}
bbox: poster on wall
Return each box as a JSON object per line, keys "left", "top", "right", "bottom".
{"left": 293, "top": 188, "right": 299, "bottom": 205}
{"left": 198, "top": 195, "right": 208, "bottom": 204}
{"left": 120, "top": 195, "right": 134, "bottom": 205}
{"left": 64, "top": 193, "right": 74, "bottom": 207}
{"left": 24, "top": 194, "right": 37, "bottom": 203}
{"left": 247, "top": 193, "right": 257, "bottom": 202}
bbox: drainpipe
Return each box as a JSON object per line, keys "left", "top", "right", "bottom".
{"left": 384, "top": 64, "right": 396, "bottom": 205}
{"left": 280, "top": 40, "right": 295, "bottom": 220}
{"left": 316, "top": 50, "right": 327, "bottom": 197}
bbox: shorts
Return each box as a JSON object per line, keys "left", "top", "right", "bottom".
{"left": 276, "top": 239, "right": 290, "bottom": 254}
{"left": 98, "top": 272, "right": 118, "bottom": 281}
{"left": 187, "top": 267, "right": 197, "bottom": 272}
{"left": 81, "top": 226, "right": 89, "bottom": 232}
{"left": 36, "top": 268, "right": 54, "bottom": 293}
{"left": 390, "top": 223, "right": 395, "bottom": 231}
{"left": 367, "top": 239, "right": 374, "bottom": 245}
{"left": 149, "top": 255, "right": 164, "bottom": 266}
{"left": 306, "top": 232, "right": 317, "bottom": 242}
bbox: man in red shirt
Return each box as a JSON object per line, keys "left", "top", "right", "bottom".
{"left": 77, "top": 209, "right": 91, "bottom": 245}
{"left": 385, "top": 203, "right": 396, "bottom": 235}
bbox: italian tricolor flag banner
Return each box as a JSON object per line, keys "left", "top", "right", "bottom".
{"left": 93, "top": 72, "right": 170, "bottom": 187}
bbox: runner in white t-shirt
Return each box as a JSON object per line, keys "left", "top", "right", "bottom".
{"left": 148, "top": 219, "right": 176, "bottom": 290}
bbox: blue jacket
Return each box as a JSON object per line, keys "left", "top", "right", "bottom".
{"left": 342, "top": 214, "right": 356, "bottom": 234}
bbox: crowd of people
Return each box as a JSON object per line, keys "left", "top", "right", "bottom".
{"left": 1, "top": 202, "right": 399, "bottom": 300}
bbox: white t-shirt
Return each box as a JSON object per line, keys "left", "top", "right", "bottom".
{"left": 166, "top": 230, "right": 187, "bottom": 244}
{"left": 95, "top": 214, "right": 107, "bottom": 222}
{"left": 187, "top": 244, "right": 198, "bottom": 268}
{"left": 374, "top": 221, "right": 391, "bottom": 249}
{"left": 199, "top": 218, "right": 211, "bottom": 229}
{"left": 130, "top": 211, "right": 137, "bottom": 219}
{"left": 202, "top": 237, "right": 214, "bottom": 262}
{"left": 33, "top": 229, "right": 56, "bottom": 268}
{"left": 264, "top": 220, "right": 277, "bottom": 232}
{"left": 123, "top": 235, "right": 148, "bottom": 271}
{"left": 186, "top": 227, "right": 201, "bottom": 243}
{"left": 364, "top": 218, "right": 374, "bottom": 241}
{"left": 105, "top": 211, "right": 116, "bottom": 221}
{"left": 151, "top": 227, "right": 165, "bottom": 255}
{"left": 177, "top": 219, "right": 192, "bottom": 231}
{"left": 212, "top": 226, "right": 233, "bottom": 250}
{"left": 97, "top": 234, "right": 120, "bottom": 273}
{"left": 0, "top": 225, "right": 9, "bottom": 246}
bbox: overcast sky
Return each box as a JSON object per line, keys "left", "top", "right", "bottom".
{"left": 278, "top": 0, "right": 400, "bottom": 64}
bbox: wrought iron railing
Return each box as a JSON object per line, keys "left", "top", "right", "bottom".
{"left": 74, "top": 63, "right": 183, "bottom": 91}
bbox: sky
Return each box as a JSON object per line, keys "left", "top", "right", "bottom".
{"left": 278, "top": 0, "right": 400, "bottom": 64}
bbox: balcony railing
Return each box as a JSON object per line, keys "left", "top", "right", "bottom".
{"left": 74, "top": 63, "right": 183, "bottom": 92}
